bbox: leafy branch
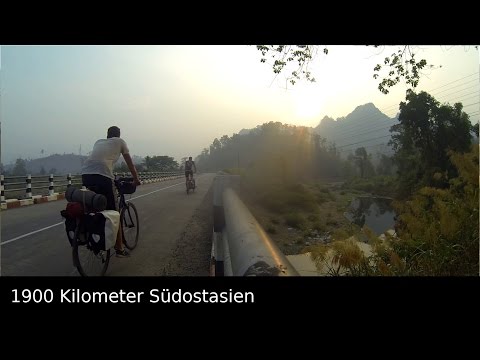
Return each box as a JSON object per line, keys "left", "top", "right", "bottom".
{"left": 256, "top": 45, "right": 434, "bottom": 94}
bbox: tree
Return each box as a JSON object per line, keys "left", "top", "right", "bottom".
{"left": 180, "top": 157, "right": 188, "bottom": 171}
{"left": 142, "top": 155, "right": 179, "bottom": 171}
{"left": 353, "top": 147, "right": 375, "bottom": 178}
{"left": 376, "top": 154, "right": 394, "bottom": 176}
{"left": 256, "top": 45, "right": 432, "bottom": 93}
{"left": 220, "top": 135, "right": 230, "bottom": 148}
{"left": 390, "top": 90, "right": 473, "bottom": 197}
{"left": 113, "top": 162, "right": 129, "bottom": 173}
{"left": 12, "top": 158, "right": 27, "bottom": 176}
{"left": 212, "top": 138, "right": 221, "bottom": 152}
{"left": 354, "top": 147, "right": 367, "bottom": 178}
{"left": 39, "top": 166, "right": 46, "bottom": 175}
{"left": 143, "top": 156, "right": 153, "bottom": 171}
{"left": 472, "top": 122, "right": 479, "bottom": 138}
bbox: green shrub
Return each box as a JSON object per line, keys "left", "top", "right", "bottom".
{"left": 284, "top": 213, "right": 306, "bottom": 229}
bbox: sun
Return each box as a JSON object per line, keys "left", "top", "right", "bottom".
{"left": 292, "top": 85, "right": 323, "bottom": 122}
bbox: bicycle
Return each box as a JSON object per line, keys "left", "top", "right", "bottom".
{"left": 186, "top": 174, "right": 196, "bottom": 194}
{"left": 67, "top": 177, "right": 140, "bottom": 276}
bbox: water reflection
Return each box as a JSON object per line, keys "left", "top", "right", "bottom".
{"left": 345, "top": 197, "right": 396, "bottom": 236}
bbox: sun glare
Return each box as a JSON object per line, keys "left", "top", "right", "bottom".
{"left": 292, "top": 85, "right": 324, "bottom": 123}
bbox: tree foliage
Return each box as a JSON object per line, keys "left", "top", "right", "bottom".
{"left": 376, "top": 154, "right": 394, "bottom": 176}
{"left": 12, "top": 158, "right": 27, "bottom": 176}
{"left": 142, "top": 155, "right": 179, "bottom": 172}
{"left": 196, "top": 121, "right": 347, "bottom": 184}
{"left": 256, "top": 45, "right": 432, "bottom": 93}
{"left": 392, "top": 145, "right": 479, "bottom": 275}
{"left": 389, "top": 90, "right": 473, "bottom": 198}
{"left": 352, "top": 147, "right": 375, "bottom": 178}
{"left": 113, "top": 162, "right": 129, "bottom": 173}
{"left": 472, "top": 122, "right": 479, "bottom": 137}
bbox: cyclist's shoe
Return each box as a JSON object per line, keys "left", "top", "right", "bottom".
{"left": 115, "top": 248, "right": 130, "bottom": 258}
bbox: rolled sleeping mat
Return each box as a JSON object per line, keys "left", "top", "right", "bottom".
{"left": 65, "top": 186, "right": 107, "bottom": 212}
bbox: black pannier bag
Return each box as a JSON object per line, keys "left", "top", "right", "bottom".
{"left": 84, "top": 210, "right": 120, "bottom": 254}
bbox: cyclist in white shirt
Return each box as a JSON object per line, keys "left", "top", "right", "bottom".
{"left": 82, "top": 126, "right": 141, "bottom": 257}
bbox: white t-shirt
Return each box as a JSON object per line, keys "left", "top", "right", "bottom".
{"left": 82, "top": 137, "right": 130, "bottom": 179}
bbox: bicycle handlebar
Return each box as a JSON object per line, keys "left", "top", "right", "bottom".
{"left": 115, "top": 176, "right": 134, "bottom": 182}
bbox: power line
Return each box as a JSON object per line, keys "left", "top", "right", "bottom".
{"left": 430, "top": 77, "right": 479, "bottom": 96}
{"left": 435, "top": 84, "right": 480, "bottom": 100}
{"left": 319, "top": 85, "right": 480, "bottom": 142}
{"left": 336, "top": 134, "right": 392, "bottom": 149}
{"left": 332, "top": 105, "right": 479, "bottom": 152}
{"left": 307, "top": 74, "right": 480, "bottom": 154}
{"left": 436, "top": 90, "right": 479, "bottom": 102}
{"left": 318, "top": 82, "right": 479, "bottom": 138}
{"left": 424, "top": 71, "right": 479, "bottom": 92}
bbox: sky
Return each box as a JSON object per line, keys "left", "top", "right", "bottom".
{"left": 1, "top": 45, "right": 478, "bottom": 165}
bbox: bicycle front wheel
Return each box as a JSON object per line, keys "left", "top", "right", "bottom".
{"left": 121, "top": 202, "right": 140, "bottom": 250}
{"left": 72, "top": 227, "right": 111, "bottom": 277}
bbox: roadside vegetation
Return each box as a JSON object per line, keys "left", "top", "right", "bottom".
{"left": 199, "top": 90, "right": 479, "bottom": 275}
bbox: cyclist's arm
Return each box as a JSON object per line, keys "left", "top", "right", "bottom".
{"left": 123, "top": 153, "right": 141, "bottom": 185}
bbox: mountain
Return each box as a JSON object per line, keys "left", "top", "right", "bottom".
{"left": 3, "top": 153, "right": 145, "bottom": 175}
{"left": 26, "top": 154, "right": 87, "bottom": 175}
{"left": 314, "top": 103, "right": 399, "bottom": 157}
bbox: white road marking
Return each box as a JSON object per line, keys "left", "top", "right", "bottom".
{"left": 1, "top": 222, "right": 64, "bottom": 246}
{"left": 128, "top": 182, "right": 184, "bottom": 200}
{"left": 1, "top": 179, "right": 192, "bottom": 246}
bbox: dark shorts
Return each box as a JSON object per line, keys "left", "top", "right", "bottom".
{"left": 185, "top": 170, "right": 193, "bottom": 178}
{"left": 82, "top": 174, "right": 117, "bottom": 210}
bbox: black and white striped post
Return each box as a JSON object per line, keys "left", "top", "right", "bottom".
{"left": 1, "top": 175, "right": 5, "bottom": 204}
{"left": 67, "top": 173, "right": 72, "bottom": 187}
{"left": 26, "top": 174, "right": 32, "bottom": 199}
{"left": 49, "top": 174, "right": 54, "bottom": 196}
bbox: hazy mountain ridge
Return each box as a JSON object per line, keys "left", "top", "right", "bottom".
{"left": 314, "top": 103, "right": 399, "bottom": 154}
{"left": 3, "top": 153, "right": 146, "bottom": 175}
{"left": 235, "top": 103, "right": 399, "bottom": 155}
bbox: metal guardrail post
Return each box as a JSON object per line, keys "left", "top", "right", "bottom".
{"left": 26, "top": 175, "right": 32, "bottom": 199}
{"left": 48, "top": 174, "right": 54, "bottom": 196}
{"left": 1, "top": 175, "right": 5, "bottom": 204}
{"left": 67, "top": 173, "right": 72, "bottom": 187}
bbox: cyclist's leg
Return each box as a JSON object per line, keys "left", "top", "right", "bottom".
{"left": 106, "top": 181, "right": 126, "bottom": 253}
{"left": 88, "top": 175, "right": 125, "bottom": 252}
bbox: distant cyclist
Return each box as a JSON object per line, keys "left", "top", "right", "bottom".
{"left": 184, "top": 156, "right": 197, "bottom": 188}
{"left": 81, "top": 126, "right": 141, "bottom": 258}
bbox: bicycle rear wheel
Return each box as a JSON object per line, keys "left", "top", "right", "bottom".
{"left": 121, "top": 202, "right": 140, "bottom": 250}
{"left": 72, "top": 227, "right": 110, "bottom": 276}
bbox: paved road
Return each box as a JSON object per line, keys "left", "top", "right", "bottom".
{"left": 1, "top": 174, "right": 215, "bottom": 276}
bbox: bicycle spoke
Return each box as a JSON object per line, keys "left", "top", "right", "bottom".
{"left": 73, "top": 229, "right": 110, "bottom": 276}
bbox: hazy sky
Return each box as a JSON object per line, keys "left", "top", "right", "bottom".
{"left": 1, "top": 45, "right": 478, "bottom": 164}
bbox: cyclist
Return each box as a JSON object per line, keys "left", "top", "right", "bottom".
{"left": 81, "top": 126, "right": 141, "bottom": 257}
{"left": 184, "top": 156, "right": 197, "bottom": 189}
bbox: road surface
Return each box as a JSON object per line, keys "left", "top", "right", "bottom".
{"left": 1, "top": 174, "right": 215, "bottom": 276}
